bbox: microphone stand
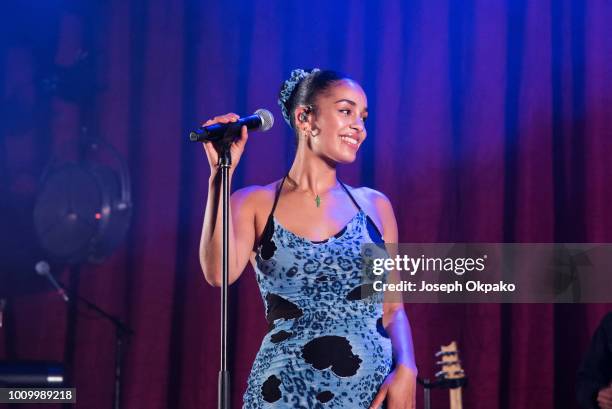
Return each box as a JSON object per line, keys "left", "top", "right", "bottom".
{"left": 45, "top": 274, "right": 133, "bottom": 409}
{"left": 70, "top": 292, "right": 133, "bottom": 409}
{"left": 216, "top": 141, "right": 232, "bottom": 409}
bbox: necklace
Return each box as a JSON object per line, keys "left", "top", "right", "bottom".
{"left": 285, "top": 174, "right": 338, "bottom": 208}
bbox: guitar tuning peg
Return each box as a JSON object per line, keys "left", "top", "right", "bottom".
{"left": 435, "top": 369, "right": 450, "bottom": 378}
{"left": 435, "top": 350, "right": 458, "bottom": 357}
{"left": 436, "top": 359, "right": 460, "bottom": 366}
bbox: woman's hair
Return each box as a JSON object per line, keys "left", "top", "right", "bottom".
{"left": 278, "top": 68, "right": 353, "bottom": 133}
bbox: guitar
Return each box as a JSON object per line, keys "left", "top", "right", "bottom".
{"left": 434, "top": 341, "right": 466, "bottom": 409}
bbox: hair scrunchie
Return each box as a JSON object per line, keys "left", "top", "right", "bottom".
{"left": 278, "top": 68, "right": 320, "bottom": 125}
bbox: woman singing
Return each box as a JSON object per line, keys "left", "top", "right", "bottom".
{"left": 200, "top": 68, "right": 417, "bottom": 408}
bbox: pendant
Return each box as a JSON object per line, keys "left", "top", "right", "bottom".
{"left": 315, "top": 195, "right": 321, "bottom": 207}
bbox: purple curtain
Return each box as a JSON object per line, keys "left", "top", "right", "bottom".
{"left": 1, "top": 1, "right": 612, "bottom": 408}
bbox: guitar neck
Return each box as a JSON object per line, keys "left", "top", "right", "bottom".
{"left": 436, "top": 341, "right": 465, "bottom": 409}
{"left": 450, "top": 387, "right": 462, "bottom": 409}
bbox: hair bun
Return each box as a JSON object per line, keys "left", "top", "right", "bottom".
{"left": 278, "top": 68, "right": 320, "bottom": 125}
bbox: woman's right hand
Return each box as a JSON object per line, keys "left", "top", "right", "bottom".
{"left": 201, "top": 112, "right": 249, "bottom": 174}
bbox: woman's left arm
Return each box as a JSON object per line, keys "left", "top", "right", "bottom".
{"left": 369, "top": 191, "right": 417, "bottom": 409}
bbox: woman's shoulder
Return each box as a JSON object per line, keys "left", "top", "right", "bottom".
{"left": 231, "top": 179, "right": 283, "bottom": 211}
{"left": 343, "top": 184, "right": 396, "bottom": 235}
{"left": 344, "top": 185, "right": 393, "bottom": 211}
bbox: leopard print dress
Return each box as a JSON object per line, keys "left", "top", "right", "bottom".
{"left": 242, "top": 176, "right": 394, "bottom": 408}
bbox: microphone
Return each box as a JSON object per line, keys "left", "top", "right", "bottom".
{"left": 189, "top": 108, "right": 274, "bottom": 143}
{"left": 35, "top": 261, "right": 69, "bottom": 302}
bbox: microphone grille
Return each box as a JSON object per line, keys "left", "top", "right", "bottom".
{"left": 254, "top": 109, "right": 274, "bottom": 132}
{"left": 35, "top": 261, "right": 50, "bottom": 275}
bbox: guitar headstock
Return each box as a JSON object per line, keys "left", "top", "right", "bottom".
{"left": 435, "top": 341, "right": 466, "bottom": 387}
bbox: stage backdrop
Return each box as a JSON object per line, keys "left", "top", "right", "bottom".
{"left": 1, "top": 1, "right": 612, "bottom": 408}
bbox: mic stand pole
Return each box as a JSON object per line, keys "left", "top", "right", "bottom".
{"left": 54, "top": 280, "right": 133, "bottom": 409}
{"left": 217, "top": 142, "right": 231, "bottom": 409}
{"left": 71, "top": 293, "right": 133, "bottom": 409}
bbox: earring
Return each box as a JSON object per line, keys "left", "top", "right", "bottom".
{"left": 299, "top": 112, "right": 307, "bottom": 122}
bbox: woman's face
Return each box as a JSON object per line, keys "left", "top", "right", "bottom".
{"left": 304, "top": 79, "right": 368, "bottom": 164}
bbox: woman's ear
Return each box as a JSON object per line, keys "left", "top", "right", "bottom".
{"left": 294, "top": 106, "right": 310, "bottom": 124}
{"left": 293, "top": 106, "right": 312, "bottom": 136}
{"left": 294, "top": 105, "right": 320, "bottom": 138}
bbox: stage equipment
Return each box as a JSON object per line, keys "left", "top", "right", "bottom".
{"left": 34, "top": 262, "right": 133, "bottom": 409}
{"left": 189, "top": 108, "right": 273, "bottom": 143}
{"left": 0, "top": 362, "right": 64, "bottom": 386}
{"left": 187, "top": 109, "right": 275, "bottom": 409}
{"left": 33, "top": 138, "right": 132, "bottom": 264}
{"left": 418, "top": 341, "right": 467, "bottom": 409}
{"left": 35, "top": 261, "right": 69, "bottom": 302}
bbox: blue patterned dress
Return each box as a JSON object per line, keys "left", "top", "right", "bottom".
{"left": 242, "top": 176, "right": 394, "bottom": 408}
